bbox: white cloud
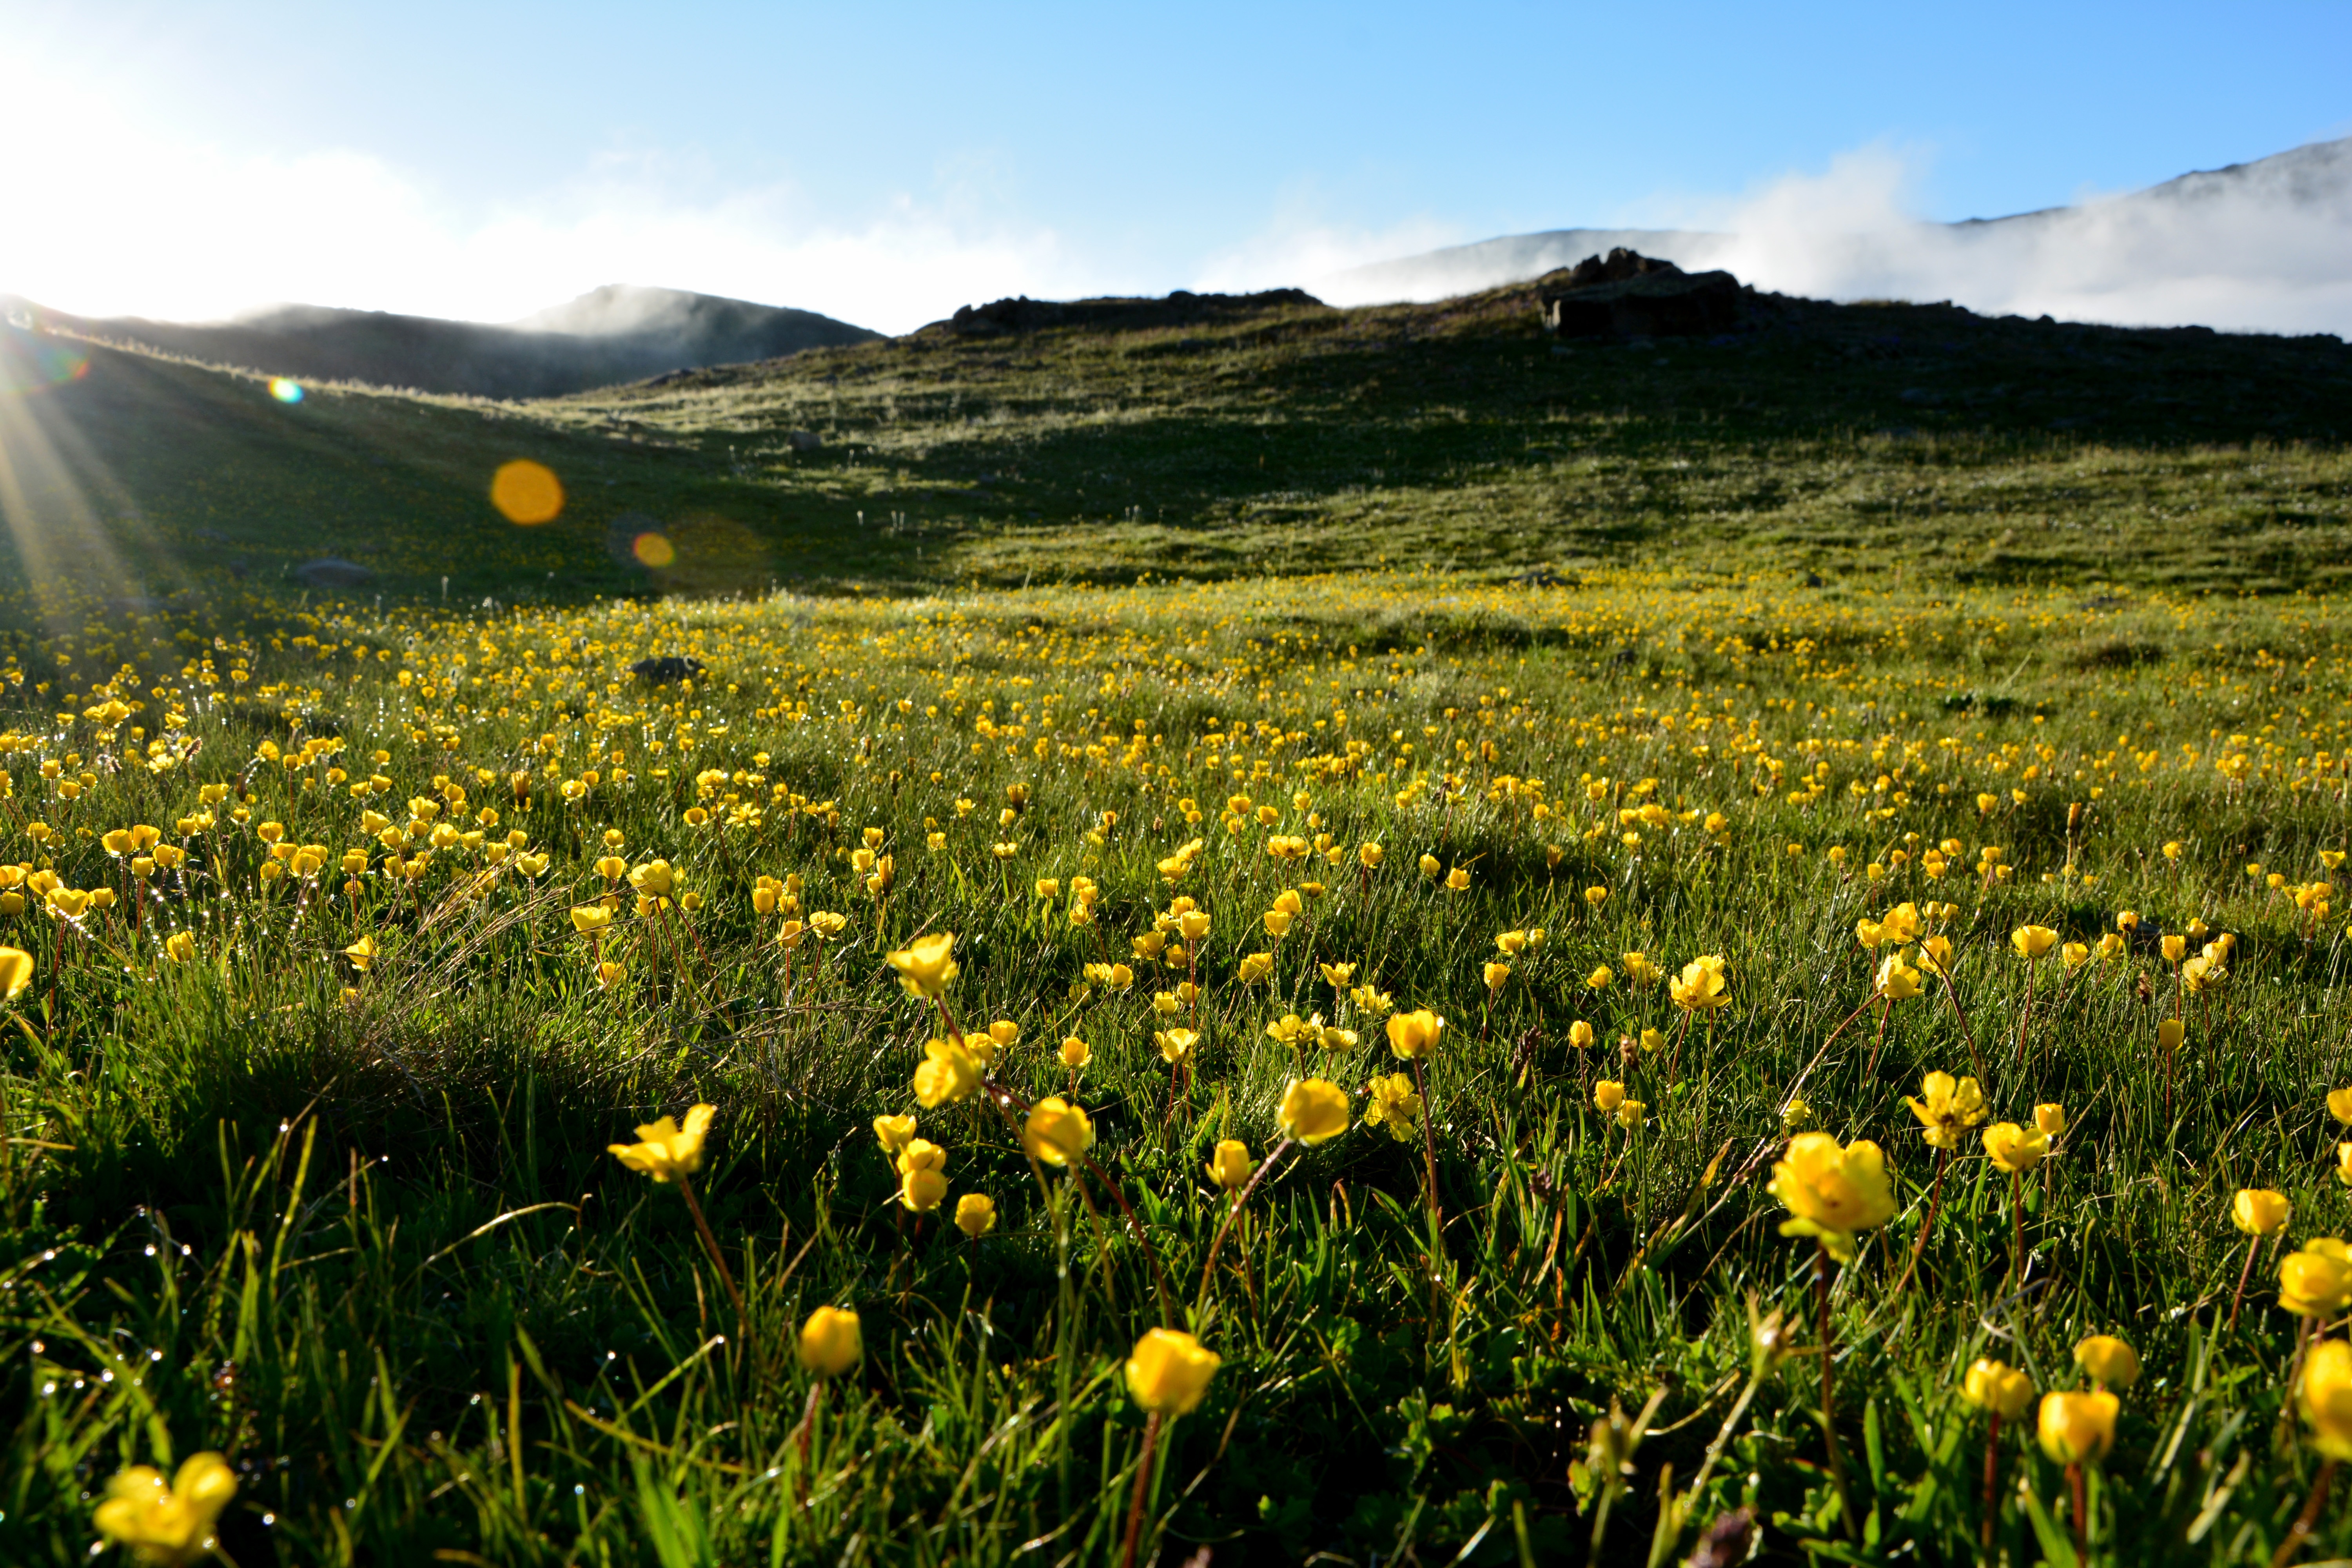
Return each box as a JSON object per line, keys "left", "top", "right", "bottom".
{"left": 1664, "top": 142, "right": 2352, "bottom": 337}
{"left": 0, "top": 71, "right": 1088, "bottom": 335}
{"left": 1193, "top": 205, "right": 1468, "bottom": 299}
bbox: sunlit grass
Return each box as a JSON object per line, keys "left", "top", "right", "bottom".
{"left": 0, "top": 566, "right": 2350, "bottom": 1561}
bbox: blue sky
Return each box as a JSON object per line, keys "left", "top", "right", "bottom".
{"left": 5, "top": 0, "right": 2348, "bottom": 332}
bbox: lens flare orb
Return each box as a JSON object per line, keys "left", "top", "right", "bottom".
{"left": 632, "top": 533, "right": 676, "bottom": 568}
{"left": 0, "top": 330, "right": 89, "bottom": 397}
{"left": 268, "top": 378, "right": 305, "bottom": 404}
{"left": 491, "top": 459, "right": 564, "bottom": 525}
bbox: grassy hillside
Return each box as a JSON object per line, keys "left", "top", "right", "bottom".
{"left": 4, "top": 279, "right": 2350, "bottom": 630}
{"left": 11, "top": 283, "right": 2352, "bottom": 1564}
{"left": 5, "top": 287, "right": 881, "bottom": 401}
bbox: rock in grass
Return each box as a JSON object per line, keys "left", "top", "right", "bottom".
{"left": 629, "top": 656, "right": 706, "bottom": 684}
{"left": 294, "top": 558, "right": 372, "bottom": 588}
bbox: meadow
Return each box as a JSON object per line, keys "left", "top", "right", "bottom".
{"left": 3, "top": 559, "right": 2352, "bottom": 1566}
{"left": 6, "top": 281, "right": 2352, "bottom": 1565}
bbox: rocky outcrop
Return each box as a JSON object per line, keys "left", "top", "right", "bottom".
{"left": 933, "top": 289, "right": 1323, "bottom": 338}
{"left": 1535, "top": 249, "right": 1744, "bottom": 338}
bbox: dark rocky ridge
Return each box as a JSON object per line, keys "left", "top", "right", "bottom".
{"left": 1535, "top": 249, "right": 1744, "bottom": 338}
{"left": 927, "top": 289, "right": 1325, "bottom": 338}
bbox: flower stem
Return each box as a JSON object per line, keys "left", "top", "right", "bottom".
{"left": 1120, "top": 1410, "right": 1163, "bottom": 1568}
{"left": 2228, "top": 1234, "right": 2261, "bottom": 1335}
{"left": 1815, "top": 1240, "right": 1855, "bottom": 1538}
{"left": 1889, "top": 1146, "right": 1949, "bottom": 1299}
{"left": 1980, "top": 1412, "right": 2001, "bottom": 1551}
{"left": 2009, "top": 1171, "right": 2025, "bottom": 1286}
{"left": 2068, "top": 1460, "right": 2087, "bottom": 1563}
{"left": 675, "top": 1174, "right": 746, "bottom": 1327}
{"left": 2272, "top": 1457, "right": 2338, "bottom": 1568}
{"left": 1196, "top": 1138, "right": 1295, "bottom": 1313}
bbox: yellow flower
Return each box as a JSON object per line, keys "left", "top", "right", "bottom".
{"left": 2330, "top": 1087, "right": 2352, "bottom": 1126}
{"left": 1982, "top": 1122, "right": 2048, "bottom": 1175}
{"left": 1418, "top": 853, "right": 1441, "bottom": 878}
{"left": 627, "top": 860, "right": 675, "bottom": 898}
{"left": 872, "top": 1114, "right": 916, "bottom": 1156}
{"left": 1363, "top": 1072, "right": 1423, "bottom": 1143}
{"left": 914, "top": 1036, "right": 983, "bottom": 1108}
{"left": 2233, "top": 1189, "right": 2291, "bottom": 1236}
{"left": 1617, "top": 1098, "right": 1646, "bottom": 1129}
{"left": 1445, "top": 866, "right": 1472, "bottom": 892}
{"left": 955, "top": 1192, "right": 997, "bottom": 1238}
{"left": 570, "top": 904, "right": 612, "bottom": 935}
{"left": 160, "top": 933, "right": 195, "bottom": 966}
{"left": 1483, "top": 961, "right": 1512, "bottom": 992}
{"left": 2161, "top": 934, "right": 2187, "bottom": 964}
{"left": 797, "top": 1306, "right": 862, "bottom": 1377}
{"left": 343, "top": 935, "right": 377, "bottom": 972}
{"left": 1125, "top": 1328, "right": 1221, "bottom": 1417}
{"left": 2036, "top": 1390, "right": 2118, "bottom": 1465}
{"left": 2339, "top": 1143, "right": 2352, "bottom": 1187}
{"left": 1594, "top": 1079, "right": 1625, "bottom": 1113}
{"left": 2157, "top": 1017, "right": 2184, "bottom": 1053}
{"left": 1769, "top": 1132, "right": 1896, "bottom": 1263}
{"left": 2060, "top": 940, "right": 2090, "bottom": 970}
{"left": 1276, "top": 1078, "right": 1350, "bottom": 1144}
{"left": 1586, "top": 965, "right": 1615, "bottom": 990}
{"left": 1207, "top": 1139, "right": 1253, "bottom": 1189}
{"left": 1022, "top": 1097, "right": 1096, "bottom": 1166}
{"left": 1385, "top": 1009, "right": 1444, "bottom": 1060}
{"left": 1904, "top": 1071, "right": 1987, "bottom": 1149}
{"left": 2073, "top": 1334, "right": 2140, "bottom": 1390}
{"left": 887, "top": 931, "right": 959, "bottom": 998}
{"left": 93, "top": 1452, "right": 237, "bottom": 1567}
{"left": 1962, "top": 1358, "right": 2036, "bottom": 1421}
{"left": 1156, "top": 1027, "right": 1199, "bottom": 1064}
{"left": 895, "top": 1137, "right": 950, "bottom": 1211}
{"left": 1237, "top": 951, "right": 1273, "bottom": 984}
{"left": 1584, "top": 885, "right": 1609, "bottom": 907}
{"left": 608, "top": 1105, "right": 715, "bottom": 1183}
{"left": 1106, "top": 963, "right": 1134, "bottom": 991}
{"left": 2011, "top": 925, "right": 2058, "bottom": 960}
{"left": 1060, "top": 1035, "right": 1091, "bottom": 1070}
{"left": 1262, "top": 909, "right": 1293, "bottom": 937}
{"left": 1359, "top": 842, "right": 1383, "bottom": 869}
{"left": 2303, "top": 1339, "right": 2352, "bottom": 1460}
{"left": 1621, "top": 952, "right": 1661, "bottom": 986}
{"left": 1669, "top": 954, "right": 1729, "bottom": 1012}
{"left": 1179, "top": 910, "right": 1211, "bottom": 941}
{"left": 2281, "top": 1238, "right": 2352, "bottom": 1318}
{"left": 2035, "top": 1103, "right": 2067, "bottom": 1138}
{"left": 1875, "top": 951, "right": 1923, "bottom": 1001}
{"left": 45, "top": 887, "right": 89, "bottom": 919}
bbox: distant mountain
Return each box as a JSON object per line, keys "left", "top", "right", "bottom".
{"left": 0, "top": 285, "right": 880, "bottom": 399}
{"left": 1319, "top": 137, "right": 2352, "bottom": 334}
{"left": 1318, "top": 228, "right": 1717, "bottom": 307}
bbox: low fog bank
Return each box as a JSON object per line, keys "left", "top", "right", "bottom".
{"left": 1319, "top": 137, "right": 2352, "bottom": 339}
{"left": 18, "top": 286, "right": 879, "bottom": 399}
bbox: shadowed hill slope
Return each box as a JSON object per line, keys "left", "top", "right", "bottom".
{"left": 2, "top": 279, "right": 2350, "bottom": 615}
{"left": 0, "top": 285, "right": 879, "bottom": 400}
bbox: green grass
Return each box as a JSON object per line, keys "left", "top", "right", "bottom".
{"left": 5, "top": 287, "right": 2352, "bottom": 1563}
{"left": 0, "top": 569, "right": 2348, "bottom": 1564}
{"left": 5, "top": 281, "right": 2351, "bottom": 620}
